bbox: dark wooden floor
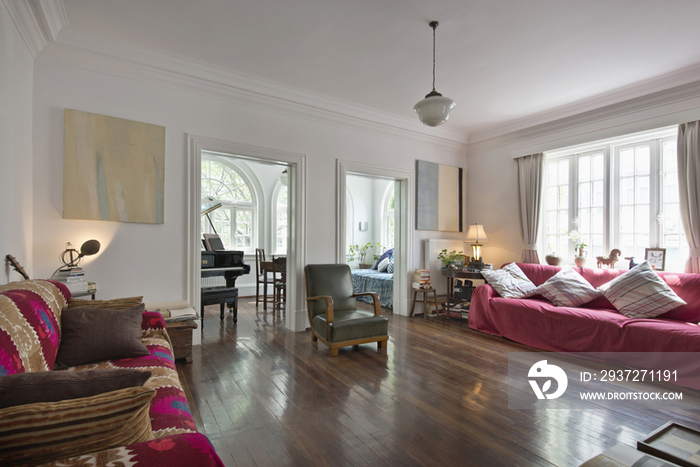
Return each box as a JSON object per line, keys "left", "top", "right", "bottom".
{"left": 177, "top": 299, "right": 700, "bottom": 467}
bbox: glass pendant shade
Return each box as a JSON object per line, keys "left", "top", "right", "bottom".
{"left": 414, "top": 91, "right": 456, "bottom": 127}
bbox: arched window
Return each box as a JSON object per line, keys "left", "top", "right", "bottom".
{"left": 382, "top": 182, "right": 395, "bottom": 249}
{"left": 273, "top": 180, "right": 288, "bottom": 254}
{"left": 201, "top": 157, "right": 256, "bottom": 252}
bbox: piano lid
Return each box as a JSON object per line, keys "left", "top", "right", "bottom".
{"left": 201, "top": 202, "right": 222, "bottom": 216}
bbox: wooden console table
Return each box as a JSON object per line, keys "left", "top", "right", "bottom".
{"left": 441, "top": 269, "right": 485, "bottom": 318}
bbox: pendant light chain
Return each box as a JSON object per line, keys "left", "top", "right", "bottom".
{"left": 432, "top": 22, "right": 437, "bottom": 92}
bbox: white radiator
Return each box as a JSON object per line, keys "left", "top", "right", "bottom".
{"left": 201, "top": 277, "right": 225, "bottom": 288}
{"left": 423, "top": 238, "right": 467, "bottom": 295}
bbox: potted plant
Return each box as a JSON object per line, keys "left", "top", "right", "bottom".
{"left": 437, "top": 249, "right": 463, "bottom": 268}
{"left": 348, "top": 242, "right": 383, "bottom": 268}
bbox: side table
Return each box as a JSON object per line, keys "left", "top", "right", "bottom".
{"left": 165, "top": 318, "right": 198, "bottom": 363}
{"left": 410, "top": 288, "right": 439, "bottom": 321}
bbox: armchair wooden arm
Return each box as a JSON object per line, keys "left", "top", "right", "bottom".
{"left": 306, "top": 295, "right": 334, "bottom": 340}
{"left": 353, "top": 292, "right": 381, "bottom": 315}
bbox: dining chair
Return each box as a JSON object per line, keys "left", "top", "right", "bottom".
{"left": 271, "top": 256, "right": 286, "bottom": 312}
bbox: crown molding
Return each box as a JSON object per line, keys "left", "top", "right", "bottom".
{"left": 36, "top": 28, "right": 469, "bottom": 153}
{"left": 468, "top": 63, "right": 700, "bottom": 152}
{"left": 467, "top": 73, "right": 700, "bottom": 154}
{"left": 3, "top": 0, "right": 67, "bottom": 57}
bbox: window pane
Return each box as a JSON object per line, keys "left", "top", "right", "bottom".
{"left": 591, "top": 207, "right": 604, "bottom": 233}
{"left": 635, "top": 205, "right": 649, "bottom": 233}
{"left": 664, "top": 173, "right": 678, "bottom": 203}
{"left": 636, "top": 176, "right": 649, "bottom": 204}
{"left": 579, "top": 156, "right": 590, "bottom": 182}
{"left": 620, "top": 206, "right": 634, "bottom": 233}
{"left": 559, "top": 186, "right": 568, "bottom": 209}
{"left": 620, "top": 178, "right": 634, "bottom": 204}
{"left": 663, "top": 140, "right": 677, "bottom": 171}
{"left": 620, "top": 149, "right": 634, "bottom": 176}
{"left": 579, "top": 183, "right": 590, "bottom": 208}
{"left": 592, "top": 181, "right": 604, "bottom": 207}
{"left": 558, "top": 160, "right": 569, "bottom": 185}
{"left": 592, "top": 154, "right": 604, "bottom": 180}
{"left": 579, "top": 208, "right": 590, "bottom": 232}
{"left": 635, "top": 146, "right": 650, "bottom": 174}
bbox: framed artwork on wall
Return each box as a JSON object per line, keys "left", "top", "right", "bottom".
{"left": 63, "top": 109, "right": 166, "bottom": 224}
{"left": 644, "top": 248, "right": 666, "bottom": 271}
{"left": 415, "top": 160, "right": 464, "bottom": 232}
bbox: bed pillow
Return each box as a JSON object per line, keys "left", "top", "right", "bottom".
{"left": 532, "top": 267, "right": 601, "bottom": 307}
{"left": 373, "top": 248, "right": 394, "bottom": 270}
{"left": 0, "top": 386, "right": 155, "bottom": 467}
{"left": 377, "top": 258, "right": 391, "bottom": 272}
{"left": 481, "top": 263, "right": 537, "bottom": 299}
{"left": 387, "top": 257, "right": 395, "bottom": 274}
{"left": 598, "top": 261, "right": 687, "bottom": 318}
{"left": 0, "top": 369, "right": 152, "bottom": 409}
{"left": 54, "top": 303, "right": 149, "bottom": 370}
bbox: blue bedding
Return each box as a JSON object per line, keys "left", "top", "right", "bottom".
{"left": 351, "top": 269, "right": 393, "bottom": 309}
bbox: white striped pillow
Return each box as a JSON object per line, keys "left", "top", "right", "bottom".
{"left": 598, "top": 261, "right": 686, "bottom": 318}
{"left": 533, "top": 267, "right": 601, "bottom": 307}
{"left": 481, "top": 263, "right": 537, "bottom": 299}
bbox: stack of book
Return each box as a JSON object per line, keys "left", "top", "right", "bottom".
{"left": 412, "top": 269, "right": 431, "bottom": 289}
{"left": 52, "top": 268, "right": 89, "bottom": 294}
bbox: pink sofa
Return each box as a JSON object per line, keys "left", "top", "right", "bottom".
{"left": 469, "top": 263, "right": 700, "bottom": 389}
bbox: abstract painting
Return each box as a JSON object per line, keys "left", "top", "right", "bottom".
{"left": 416, "top": 160, "right": 464, "bottom": 232}
{"left": 63, "top": 109, "right": 165, "bottom": 224}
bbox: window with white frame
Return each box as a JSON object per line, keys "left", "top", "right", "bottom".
{"left": 382, "top": 182, "right": 395, "bottom": 249}
{"left": 201, "top": 157, "right": 256, "bottom": 252}
{"left": 274, "top": 182, "right": 288, "bottom": 254}
{"left": 542, "top": 127, "right": 688, "bottom": 272}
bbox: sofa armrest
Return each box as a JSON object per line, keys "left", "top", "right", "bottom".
{"left": 39, "top": 433, "right": 224, "bottom": 467}
{"left": 473, "top": 283, "right": 498, "bottom": 301}
{"left": 142, "top": 311, "right": 166, "bottom": 331}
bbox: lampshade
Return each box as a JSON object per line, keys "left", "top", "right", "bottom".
{"left": 465, "top": 224, "right": 489, "bottom": 260}
{"left": 465, "top": 224, "right": 489, "bottom": 243}
{"left": 414, "top": 92, "right": 456, "bottom": 127}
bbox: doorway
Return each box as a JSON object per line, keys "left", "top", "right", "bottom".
{"left": 188, "top": 135, "right": 308, "bottom": 340}
{"left": 336, "top": 159, "right": 413, "bottom": 316}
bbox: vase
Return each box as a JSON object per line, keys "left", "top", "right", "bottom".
{"left": 574, "top": 256, "right": 586, "bottom": 267}
{"left": 545, "top": 254, "right": 561, "bottom": 266}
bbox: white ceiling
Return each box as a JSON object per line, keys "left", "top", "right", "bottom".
{"left": 59, "top": 0, "right": 700, "bottom": 139}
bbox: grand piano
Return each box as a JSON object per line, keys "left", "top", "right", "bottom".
{"left": 201, "top": 250, "right": 251, "bottom": 323}
{"left": 200, "top": 203, "right": 251, "bottom": 323}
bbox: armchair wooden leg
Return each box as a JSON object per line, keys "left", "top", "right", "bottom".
{"left": 312, "top": 334, "right": 318, "bottom": 342}
{"left": 329, "top": 348, "right": 339, "bottom": 357}
{"left": 377, "top": 340, "right": 385, "bottom": 349}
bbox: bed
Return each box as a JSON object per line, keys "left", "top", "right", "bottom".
{"left": 351, "top": 268, "right": 393, "bottom": 309}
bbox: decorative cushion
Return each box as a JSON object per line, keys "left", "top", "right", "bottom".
{"left": 481, "top": 263, "right": 537, "bottom": 299}
{"left": 598, "top": 261, "right": 687, "bottom": 318}
{"left": 387, "top": 258, "right": 395, "bottom": 274}
{"left": 373, "top": 248, "right": 394, "bottom": 270}
{"left": 0, "top": 280, "right": 67, "bottom": 375}
{"left": 0, "top": 386, "right": 155, "bottom": 467}
{"left": 377, "top": 258, "right": 391, "bottom": 272}
{"left": 532, "top": 267, "right": 601, "bottom": 307}
{"left": 0, "top": 369, "right": 152, "bottom": 409}
{"left": 67, "top": 296, "right": 143, "bottom": 309}
{"left": 54, "top": 304, "right": 149, "bottom": 370}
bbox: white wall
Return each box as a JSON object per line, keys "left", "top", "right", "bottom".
{"left": 31, "top": 59, "right": 468, "bottom": 305}
{"left": 466, "top": 91, "right": 700, "bottom": 270}
{"left": 0, "top": 5, "right": 34, "bottom": 284}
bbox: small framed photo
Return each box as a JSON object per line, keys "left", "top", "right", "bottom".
{"left": 645, "top": 248, "right": 666, "bottom": 271}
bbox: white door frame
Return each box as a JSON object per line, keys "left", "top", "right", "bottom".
{"left": 188, "top": 135, "right": 308, "bottom": 335}
{"left": 336, "top": 159, "right": 413, "bottom": 316}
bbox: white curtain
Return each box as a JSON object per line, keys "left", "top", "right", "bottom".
{"left": 677, "top": 121, "right": 700, "bottom": 273}
{"left": 517, "top": 153, "right": 544, "bottom": 263}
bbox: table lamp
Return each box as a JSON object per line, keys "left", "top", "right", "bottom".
{"left": 465, "top": 224, "right": 489, "bottom": 261}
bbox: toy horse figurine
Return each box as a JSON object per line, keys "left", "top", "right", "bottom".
{"left": 596, "top": 249, "right": 622, "bottom": 269}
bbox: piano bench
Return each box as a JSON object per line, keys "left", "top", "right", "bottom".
{"left": 201, "top": 287, "right": 238, "bottom": 324}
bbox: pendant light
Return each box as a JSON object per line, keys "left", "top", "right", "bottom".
{"left": 414, "top": 21, "right": 456, "bottom": 127}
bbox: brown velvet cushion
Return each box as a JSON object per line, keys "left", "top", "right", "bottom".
{"left": 0, "top": 369, "right": 152, "bottom": 409}
{"left": 67, "top": 296, "right": 143, "bottom": 309}
{"left": 55, "top": 303, "right": 149, "bottom": 370}
{"left": 0, "top": 386, "right": 155, "bottom": 467}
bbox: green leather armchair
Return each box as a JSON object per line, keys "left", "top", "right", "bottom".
{"left": 304, "top": 264, "right": 389, "bottom": 356}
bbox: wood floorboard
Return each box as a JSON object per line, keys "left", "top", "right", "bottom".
{"left": 177, "top": 298, "right": 700, "bottom": 467}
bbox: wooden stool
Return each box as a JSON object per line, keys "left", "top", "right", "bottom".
{"left": 410, "top": 288, "right": 439, "bottom": 321}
